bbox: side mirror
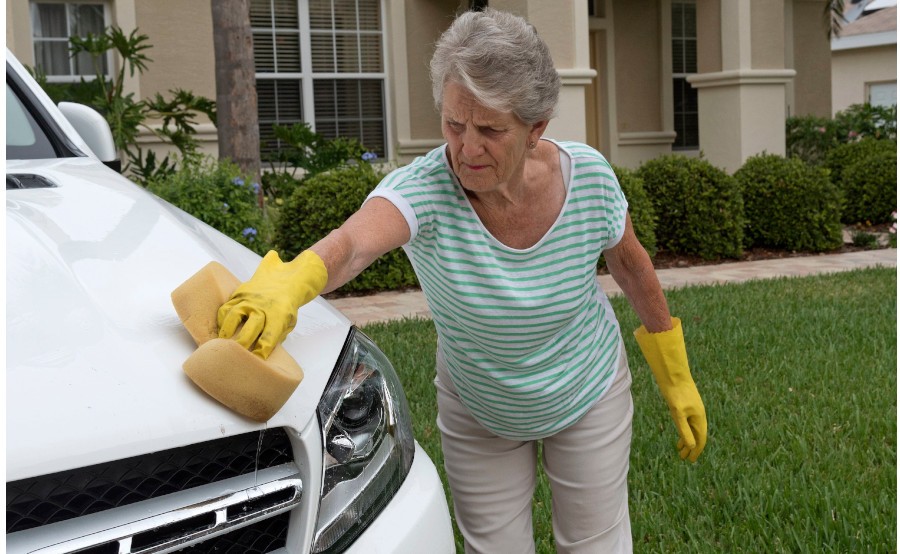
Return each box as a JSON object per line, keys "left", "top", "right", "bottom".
{"left": 58, "top": 102, "right": 121, "bottom": 172}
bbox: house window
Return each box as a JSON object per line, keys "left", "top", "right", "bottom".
{"left": 868, "top": 81, "right": 897, "bottom": 108}
{"left": 671, "top": 1, "right": 698, "bottom": 150}
{"left": 251, "top": 0, "right": 387, "bottom": 159}
{"left": 31, "top": 2, "right": 108, "bottom": 81}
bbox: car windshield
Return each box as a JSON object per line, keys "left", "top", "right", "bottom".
{"left": 6, "top": 80, "right": 57, "bottom": 160}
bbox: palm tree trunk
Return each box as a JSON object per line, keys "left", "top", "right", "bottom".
{"left": 211, "top": 0, "right": 261, "bottom": 188}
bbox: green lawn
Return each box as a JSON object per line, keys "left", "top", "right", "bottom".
{"left": 362, "top": 267, "right": 897, "bottom": 553}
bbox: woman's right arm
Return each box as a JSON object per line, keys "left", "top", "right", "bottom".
{"left": 217, "top": 196, "right": 411, "bottom": 358}
{"left": 311, "top": 196, "right": 412, "bottom": 293}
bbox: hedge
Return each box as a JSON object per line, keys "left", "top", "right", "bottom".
{"left": 824, "top": 139, "right": 898, "bottom": 224}
{"left": 637, "top": 155, "right": 744, "bottom": 259}
{"left": 734, "top": 154, "right": 843, "bottom": 252}
{"left": 841, "top": 149, "right": 898, "bottom": 225}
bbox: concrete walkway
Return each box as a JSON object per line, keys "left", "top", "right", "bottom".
{"left": 328, "top": 248, "right": 897, "bottom": 326}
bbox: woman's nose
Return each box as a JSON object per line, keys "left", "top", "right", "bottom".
{"left": 460, "top": 129, "right": 485, "bottom": 158}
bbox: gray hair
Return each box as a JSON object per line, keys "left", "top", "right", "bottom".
{"left": 429, "top": 8, "right": 560, "bottom": 125}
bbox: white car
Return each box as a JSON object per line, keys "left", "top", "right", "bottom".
{"left": 5, "top": 50, "right": 454, "bottom": 554}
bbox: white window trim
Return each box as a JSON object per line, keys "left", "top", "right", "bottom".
{"left": 30, "top": 1, "right": 113, "bottom": 83}
{"left": 253, "top": 0, "right": 391, "bottom": 159}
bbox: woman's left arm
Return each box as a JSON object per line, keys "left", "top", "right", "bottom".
{"left": 603, "top": 213, "right": 672, "bottom": 333}
{"left": 604, "top": 212, "right": 708, "bottom": 462}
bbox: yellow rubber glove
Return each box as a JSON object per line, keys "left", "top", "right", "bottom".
{"left": 217, "top": 250, "right": 328, "bottom": 359}
{"left": 634, "top": 317, "right": 707, "bottom": 462}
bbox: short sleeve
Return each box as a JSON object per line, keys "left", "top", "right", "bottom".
{"left": 603, "top": 170, "right": 629, "bottom": 249}
{"left": 365, "top": 187, "right": 419, "bottom": 243}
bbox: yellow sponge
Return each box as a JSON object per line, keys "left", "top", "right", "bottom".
{"left": 171, "top": 261, "right": 304, "bottom": 422}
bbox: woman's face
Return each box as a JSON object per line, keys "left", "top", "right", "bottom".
{"left": 441, "top": 82, "right": 537, "bottom": 194}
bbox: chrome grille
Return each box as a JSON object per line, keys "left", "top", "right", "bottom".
{"left": 7, "top": 428, "right": 293, "bottom": 533}
{"left": 178, "top": 511, "right": 290, "bottom": 552}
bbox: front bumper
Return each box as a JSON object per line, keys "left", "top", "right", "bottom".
{"left": 344, "top": 442, "right": 454, "bottom": 554}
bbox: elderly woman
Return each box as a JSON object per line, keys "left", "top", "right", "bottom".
{"left": 218, "top": 8, "right": 706, "bottom": 553}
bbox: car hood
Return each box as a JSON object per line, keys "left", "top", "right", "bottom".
{"left": 6, "top": 158, "right": 352, "bottom": 481}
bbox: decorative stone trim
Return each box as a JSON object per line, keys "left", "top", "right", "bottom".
{"left": 557, "top": 67, "right": 598, "bottom": 86}
{"left": 687, "top": 69, "right": 796, "bottom": 89}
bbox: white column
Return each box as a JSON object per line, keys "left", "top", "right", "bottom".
{"left": 689, "top": 0, "right": 795, "bottom": 173}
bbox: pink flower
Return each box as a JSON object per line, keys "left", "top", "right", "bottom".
{"left": 817, "top": 127, "right": 827, "bottom": 133}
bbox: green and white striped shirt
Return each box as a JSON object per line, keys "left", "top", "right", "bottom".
{"left": 367, "top": 140, "right": 628, "bottom": 440}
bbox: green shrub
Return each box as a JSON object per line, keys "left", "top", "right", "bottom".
{"left": 263, "top": 122, "right": 366, "bottom": 180}
{"left": 841, "top": 149, "right": 898, "bottom": 225}
{"left": 824, "top": 138, "right": 898, "bottom": 224}
{"left": 276, "top": 163, "right": 418, "bottom": 294}
{"left": 612, "top": 164, "right": 657, "bottom": 257}
{"left": 147, "top": 157, "right": 272, "bottom": 255}
{"left": 261, "top": 170, "right": 303, "bottom": 205}
{"left": 734, "top": 154, "right": 843, "bottom": 252}
{"left": 637, "top": 155, "right": 744, "bottom": 259}
{"left": 824, "top": 138, "right": 897, "bottom": 192}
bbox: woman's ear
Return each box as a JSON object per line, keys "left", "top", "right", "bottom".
{"left": 529, "top": 120, "right": 550, "bottom": 144}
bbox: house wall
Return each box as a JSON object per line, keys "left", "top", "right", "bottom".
{"left": 608, "top": 0, "right": 676, "bottom": 168}
{"left": 790, "top": 0, "right": 832, "bottom": 117}
{"left": 697, "top": 0, "right": 722, "bottom": 73}
{"left": 391, "top": 0, "right": 458, "bottom": 162}
{"left": 613, "top": 0, "right": 662, "bottom": 135}
{"left": 134, "top": 0, "right": 216, "bottom": 103}
{"left": 8, "top": 1, "right": 34, "bottom": 66}
{"left": 832, "top": 45, "right": 897, "bottom": 114}
{"left": 751, "top": 0, "right": 785, "bottom": 69}
{"left": 132, "top": 0, "right": 218, "bottom": 158}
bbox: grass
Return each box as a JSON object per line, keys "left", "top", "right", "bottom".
{"left": 361, "top": 268, "right": 897, "bottom": 553}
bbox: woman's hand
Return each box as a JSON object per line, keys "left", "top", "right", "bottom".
{"left": 217, "top": 250, "right": 327, "bottom": 359}
{"left": 634, "top": 317, "right": 708, "bottom": 462}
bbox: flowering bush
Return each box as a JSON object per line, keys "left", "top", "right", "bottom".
{"left": 147, "top": 157, "right": 272, "bottom": 255}
{"left": 786, "top": 103, "right": 896, "bottom": 166}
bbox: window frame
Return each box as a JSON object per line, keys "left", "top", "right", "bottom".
{"left": 670, "top": 0, "right": 698, "bottom": 151}
{"left": 866, "top": 80, "right": 897, "bottom": 109}
{"left": 252, "top": 0, "right": 390, "bottom": 160}
{"left": 30, "top": 1, "right": 112, "bottom": 84}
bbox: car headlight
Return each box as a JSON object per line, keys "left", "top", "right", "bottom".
{"left": 312, "top": 328, "right": 416, "bottom": 553}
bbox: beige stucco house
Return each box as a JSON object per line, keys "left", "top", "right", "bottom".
{"left": 831, "top": 0, "right": 897, "bottom": 114}
{"left": 8, "top": 0, "right": 835, "bottom": 173}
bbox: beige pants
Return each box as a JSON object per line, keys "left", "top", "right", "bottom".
{"left": 435, "top": 346, "right": 634, "bottom": 554}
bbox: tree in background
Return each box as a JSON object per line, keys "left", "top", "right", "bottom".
{"left": 66, "top": 27, "right": 217, "bottom": 186}
{"left": 824, "top": 0, "right": 846, "bottom": 38}
{"left": 211, "top": 0, "right": 262, "bottom": 202}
